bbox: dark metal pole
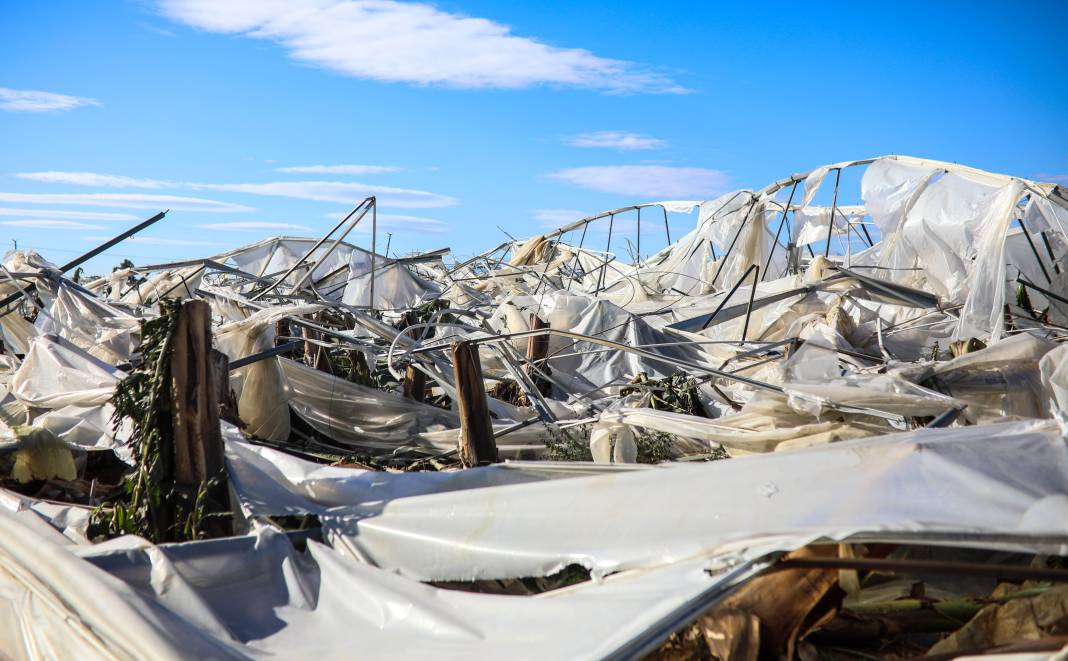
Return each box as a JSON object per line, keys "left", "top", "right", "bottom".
{"left": 59, "top": 210, "right": 168, "bottom": 273}
{"left": 710, "top": 197, "right": 759, "bottom": 287}
{"left": 662, "top": 206, "right": 671, "bottom": 245}
{"left": 566, "top": 222, "right": 589, "bottom": 292}
{"left": 823, "top": 168, "right": 841, "bottom": 257}
{"left": 598, "top": 214, "right": 614, "bottom": 291}
{"left": 701, "top": 263, "right": 759, "bottom": 331}
{"left": 0, "top": 209, "right": 169, "bottom": 312}
{"left": 762, "top": 182, "right": 798, "bottom": 282}
{"left": 1017, "top": 218, "right": 1052, "bottom": 284}
{"left": 741, "top": 265, "right": 759, "bottom": 342}
{"left": 369, "top": 197, "right": 378, "bottom": 309}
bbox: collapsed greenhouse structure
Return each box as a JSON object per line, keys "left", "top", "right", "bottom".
{"left": 2, "top": 154, "right": 1068, "bottom": 659}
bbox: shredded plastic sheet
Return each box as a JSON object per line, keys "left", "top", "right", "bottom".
{"left": 1, "top": 511, "right": 744, "bottom": 660}
{"left": 215, "top": 304, "right": 323, "bottom": 441}
{"left": 37, "top": 284, "right": 140, "bottom": 364}
{"left": 10, "top": 334, "right": 125, "bottom": 409}
{"left": 315, "top": 420, "right": 1068, "bottom": 581}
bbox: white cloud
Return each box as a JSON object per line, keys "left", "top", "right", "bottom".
{"left": 158, "top": 0, "right": 686, "bottom": 94}
{"left": 566, "top": 131, "right": 666, "bottom": 151}
{"left": 1035, "top": 173, "right": 1068, "bottom": 185}
{"left": 0, "top": 87, "right": 101, "bottom": 113}
{"left": 276, "top": 164, "right": 399, "bottom": 175}
{"left": 17, "top": 171, "right": 171, "bottom": 188}
{"left": 529, "top": 208, "right": 587, "bottom": 228}
{"left": 15, "top": 170, "right": 456, "bottom": 208}
{"left": 0, "top": 207, "right": 139, "bottom": 221}
{"left": 201, "top": 181, "right": 455, "bottom": 208}
{"left": 1, "top": 219, "right": 106, "bottom": 230}
{"left": 547, "top": 165, "right": 730, "bottom": 199}
{"left": 323, "top": 211, "right": 450, "bottom": 233}
{"left": 0, "top": 192, "right": 253, "bottom": 213}
{"left": 196, "top": 221, "right": 313, "bottom": 232}
{"left": 82, "top": 236, "right": 218, "bottom": 246}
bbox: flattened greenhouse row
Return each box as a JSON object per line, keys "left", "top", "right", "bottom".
{"left": 2, "top": 155, "right": 1068, "bottom": 659}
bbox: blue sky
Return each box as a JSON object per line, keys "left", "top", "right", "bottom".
{"left": 1, "top": 0, "right": 1066, "bottom": 274}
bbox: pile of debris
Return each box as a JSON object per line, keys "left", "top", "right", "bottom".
{"left": 2, "top": 155, "right": 1068, "bottom": 659}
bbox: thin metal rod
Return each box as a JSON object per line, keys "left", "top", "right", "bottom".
{"left": 1018, "top": 277, "right": 1068, "bottom": 307}
{"left": 741, "top": 265, "right": 759, "bottom": 342}
{"left": 823, "top": 168, "right": 841, "bottom": 257}
{"left": 370, "top": 197, "right": 378, "bottom": 309}
{"left": 58, "top": 210, "right": 168, "bottom": 273}
{"left": 710, "top": 197, "right": 759, "bottom": 287}
{"left": 598, "top": 214, "right": 615, "bottom": 291}
{"left": 663, "top": 207, "right": 671, "bottom": 245}
{"left": 701, "top": 263, "right": 759, "bottom": 331}
{"left": 566, "top": 222, "right": 589, "bottom": 291}
{"left": 1017, "top": 218, "right": 1052, "bottom": 284}
{"left": 229, "top": 340, "right": 303, "bottom": 370}
{"left": 0, "top": 210, "right": 169, "bottom": 313}
{"left": 252, "top": 200, "right": 370, "bottom": 301}
{"left": 291, "top": 198, "right": 374, "bottom": 294}
{"left": 763, "top": 182, "right": 798, "bottom": 282}
{"left": 1039, "top": 231, "right": 1059, "bottom": 274}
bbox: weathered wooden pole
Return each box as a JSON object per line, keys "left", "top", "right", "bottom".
{"left": 402, "top": 364, "right": 426, "bottom": 402}
{"left": 451, "top": 340, "right": 498, "bottom": 466}
{"left": 525, "top": 313, "right": 551, "bottom": 395}
{"left": 169, "top": 299, "right": 231, "bottom": 536}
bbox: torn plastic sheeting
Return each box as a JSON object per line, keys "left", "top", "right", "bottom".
{"left": 1040, "top": 344, "right": 1068, "bottom": 430}
{"left": 280, "top": 358, "right": 462, "bottom": 450}
{"left": 215, "top": 303, "right": 323, "bottom": 441}
{"left": 917, "top": 332, "right": 1060, "bottom": 422}
{"left": 10, "top": 334, "right": 125, "bottom": 409}
{"left": 225, "top": 431, "right": 598, "bottom": 517}
{"left": 68, "top": 523, "right": 750, "bottom": 660}
{"left": 599, "top": 406, "right": 884, "bottom": 455}
{"left": 320, "top": 420, "right": 1068, "bottom": 582}
{"left": 0, "top": 486, "right": 91, "bottom": 545}
{"left": 0, "top": 508, "right": 246, "bottom": 660}
{"left": 37, "top": 283, "right": 140, "bottom": 364}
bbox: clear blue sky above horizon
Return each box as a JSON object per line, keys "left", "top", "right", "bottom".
{"left": 1, "top": 0, "right": 1066, "bottom": 274}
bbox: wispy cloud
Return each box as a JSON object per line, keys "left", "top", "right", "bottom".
{"left": 16, "top": 170, "right": 456, "bottom": 208}
{"left": 196, "top": 221, "right": 313, "bottom": 232}
{"left": 0, "top": 207, "right": 139, "bottom": 221}
{"left": 202, "top": 181, "right": 455, "bottom": 207}
{"left": 547, "top": 165, "right": 729, "bottom": 199}
{"left": 0, "top": 192, "right": 253, "bottom": 213}
{"left": 83, "top": 236, "right": 218, "bottom": 246}
{"left": 17, "top": 171, "right": 171, "bottom": 188}
{"left": 1, "top": 219, "right": 106, "bottom": 230}
{"left": 530, "top": 208, "right": 587, "bottom": 228}
{"left": 322, "top": 211, "right": 450, "bottom": 233}
{"left": 0, "top": 87, "right": 101, "bottom": 113}
{"left": 1035, "top": 173, "right": 1068, "bottom": 185}
{"left": 276, "top": 164, "right": 399, "bottom": 175}
{"left": 158, "top": 0, "right": 686, "bottom": 94}
{"left": 565, "top": 131, "right": 666, "bottom": 151}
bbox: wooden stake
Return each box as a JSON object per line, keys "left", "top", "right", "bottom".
{"left": 451, "top": 340, "right": 497, "bottom": 466}
{"left": 402, "top": 364, "right": 426, "bottom": 402}
{"left": 169, "top": 299, "right": 231, "bottom": 535}
{"left": 525, "top": 314, "right": 551, "bottom": 396}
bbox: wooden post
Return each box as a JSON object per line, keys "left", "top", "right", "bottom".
{"left": 274, "top": 318, "right": 290, "bottom": 350}
{"left": 525, "top": 314, "right": 551, "bottom": 395}
{"left": 169, "top": 299, "right": 231, "bottom": 535}
{"left": 451, "top": 340, "right": 498, "bottom": 466}
{"left": 402, "top": 364, "right": 426, "bottom": 402}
